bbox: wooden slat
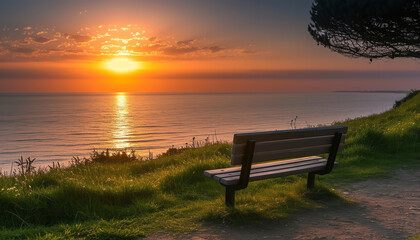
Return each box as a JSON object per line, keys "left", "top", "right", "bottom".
{"left": 231, "top": 143, "right": 344, "bottom": 165}
{"left": 232, "top": 134, "right": 346, "bottom": 155}
{"left": 231, "top": 126, "right": 347, "bottom": 165}
{"left": 213, "top": 158, "right": 328, "bottom": 181}
{"left": 205, "top": 157, "right": 324, "bottom": 178}
{"left": 204, "top": 156, "right": 324, "bottom": 178}
{"left": 220, "top": 162, "right": 338, "bottom": 186}
{"left": 233, "top": 126, "right": 347, "bottom": 144}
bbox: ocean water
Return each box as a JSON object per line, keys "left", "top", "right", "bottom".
{"left": 0, "top": 92, "right": 405, "bottom": 171}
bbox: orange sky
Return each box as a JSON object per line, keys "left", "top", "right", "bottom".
{"left": 0, "top": 1, "right": 419, "bottom": 92}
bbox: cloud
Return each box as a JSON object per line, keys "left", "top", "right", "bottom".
{"left": 32, "top": 36, "right": 53, "bottom": 44}
{"left": 68, "top": 34, "right": 92, "bottom": 43}
{"left": 204, "top": 46, "right": 225, "bottom": 53}
{"left": 8, "top": 47, "right": 35, "bottom": 54}
{"left": 177, "top": 39, "right": 195, "bottom": 46}
{"left": 0, "top": 24, "right": 253, "bottom": 61}
{"left": 163, "top": 46, "right": 200, "bottom": 55}
{"left": 1, "top": 68, "right": 418, "bottom": 81}
{"left": 161, "top": 44, "right": 230, "bottom": 56}
{"left": 153, "top": 70, "right": 420, "bottom": 80}
{"left": 130, "top": 44, "right": 164, "bottom": 53}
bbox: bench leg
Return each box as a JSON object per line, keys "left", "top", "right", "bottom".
{"left": 307, "top": 172, "right": 315, "bottom": 189}
{"left": 225, "top": 187, "right": 235, "bottom": 207}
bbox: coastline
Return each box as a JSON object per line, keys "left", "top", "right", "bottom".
{"left": 0, "top": 92, "right": 418, "bottom": 239}
{"left": 0, "top": 92, "right": 406, "bottom": 171}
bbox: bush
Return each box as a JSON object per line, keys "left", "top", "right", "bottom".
{"left": 393, "top": 89, "right": 419, "bottom": 108}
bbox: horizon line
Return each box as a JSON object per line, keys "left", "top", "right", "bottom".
{"left": 0, "top": 90, "right": 411, "bottom": 95}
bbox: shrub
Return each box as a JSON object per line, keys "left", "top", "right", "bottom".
{"left": 393, "top": 89, "right": 419, "bottom": 108}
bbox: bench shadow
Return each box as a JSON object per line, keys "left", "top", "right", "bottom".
{"left": 197, "top": 198, "right": 405, "bottom": 239}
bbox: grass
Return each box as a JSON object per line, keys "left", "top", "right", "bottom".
{"left": 0, "top": 93, "right": 419, "bottom": 239}
{"left": 325, "top": 90, "right": 420, "bottom": 184}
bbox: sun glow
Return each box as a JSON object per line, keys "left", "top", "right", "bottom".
{"left": 105, "top": 58, "right": 141, "bottom": 73}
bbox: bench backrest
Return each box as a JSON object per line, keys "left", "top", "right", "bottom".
{"left": 231, "top": 126, "right": 347, "bottom": 165}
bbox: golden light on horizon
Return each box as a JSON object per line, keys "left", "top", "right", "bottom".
{"left": 105, "top": 58, "right": 141, "bottom": 73}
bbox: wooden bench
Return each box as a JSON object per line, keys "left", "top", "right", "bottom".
{"left": 204, "top": 126, "right": 347, "bottom": 207}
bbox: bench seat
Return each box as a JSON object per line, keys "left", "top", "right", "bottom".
{"left": 204, "top": 126, "right": 347, "bottom": 207}
{"left": 204, "top": 156, "right": 338, "bottom": 186}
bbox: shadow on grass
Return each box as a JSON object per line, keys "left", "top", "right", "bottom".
{"left": 0, "top": 183, "right": 156, "bottom": 228}
{"left": 201, "top": 179, "right": 348, "bottom": 226}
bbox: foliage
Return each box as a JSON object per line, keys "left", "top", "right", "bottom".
{"left": 393, "top": 89, "right": 419, "bottom": 108}
{"left": 0, "top": 92, "right": 419, "bottom": 239}
{"left": 326, "top": 92, "right": 420, "bottom": 184}
{"left": 308, "top": 0, "right": 420, "bottom": 60}
{"left": 15, "top": 156, "right": 36, "bottom": 176}
{"left": 89, "top": 149, "right": 138, "bottom": 163}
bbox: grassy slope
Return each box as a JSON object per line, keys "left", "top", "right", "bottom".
{"left": 327, "top": 92, "right": 420, "bottom": 183}
{"left": 0, "top": 94, "right": 419, "bottom": 239}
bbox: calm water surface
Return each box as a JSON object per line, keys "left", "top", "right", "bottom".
{"left": 0, "top": 92, "right": 405, "bottom": 170}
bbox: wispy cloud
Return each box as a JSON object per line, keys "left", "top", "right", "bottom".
{"left": 0, "top": 25, "right": 253, "bottom": 61}
{"left": 154, "top": 70, "right": 420, "bottom": 80}
{"left": 32, "top": 36, "right": 54, "bottom": 44}
{"left": 67, "top": 34, "right": 92, "bottom": 43}
{"left": 1, "top": 68, "right": 419, "bottom": 81}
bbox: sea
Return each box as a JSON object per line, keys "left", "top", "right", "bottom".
{"left": 0, "top": 92, "right": 406, "bottom": 171}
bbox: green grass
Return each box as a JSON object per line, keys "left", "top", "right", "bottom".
{"left": 326, "top": 91, "right": 420, "bottom": 184}
{"left": 0, "top": 93, "right": 419, "bottom": 239}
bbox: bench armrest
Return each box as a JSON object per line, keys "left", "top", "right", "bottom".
{"left": 317, "top": 132, "right": 342, "bottom": 175}
{"left": 231, "top": 140, "right": 256, "bottom": 190}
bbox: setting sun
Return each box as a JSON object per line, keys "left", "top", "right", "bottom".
{"left": 1, "top": 1, "right": 420, "bottom": 238}
{"left": 104, "top": 58, "right": 141, "bottom": 73}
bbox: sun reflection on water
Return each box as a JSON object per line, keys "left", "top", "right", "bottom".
{"left": 113, "top": 92, "right": 131, "bottom": 149}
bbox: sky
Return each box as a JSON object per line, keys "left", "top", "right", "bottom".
{"left": 0, "top": 0, "right": 419, "bottom": 93}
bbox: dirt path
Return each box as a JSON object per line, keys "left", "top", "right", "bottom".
{"left": 146, "top": 169, "right": 420, "bottom": 240}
